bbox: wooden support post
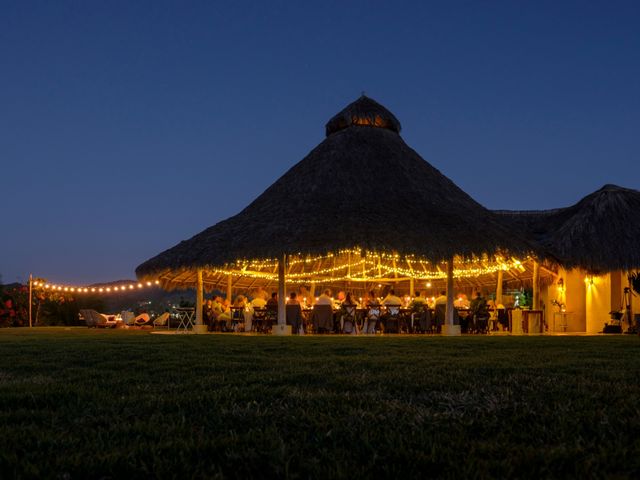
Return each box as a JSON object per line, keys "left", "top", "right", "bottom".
{"left": 226, "top": 274, "right": 233, "bottom": 302}
{"left": 443, "top": 258, "right": 460, "bottom": 335}
{"left": 278, "top": 254, "right": 286, "bottom": 326}
{"left": 628, "top": 272, "right": 635, "bottom": 328}
{"left": 533, "top": 261, "right": 540, "bottom": 310}
{"left": 446, "top": 258, "right": 454, "bottom": 325}
{"left": 28, "top": 274, "right": 33, "bottom": 328}
{"left": 410, "top": 277, "right": 415, "bottom": 297}
{"left": 496, "top": 269, "right": 504, "bottom": 305}
{"left": 195, "top": 269, "right": 204, "bottom": 326}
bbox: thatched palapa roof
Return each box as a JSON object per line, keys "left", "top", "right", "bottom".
{"left": 137, "top": 95, "right": 533, "bottom": 290}
{"left": 495, "top": 184, "right": 640, "bottom": 273}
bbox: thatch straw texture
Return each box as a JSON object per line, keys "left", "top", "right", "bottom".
{"left": 137, "top": 96, "right": 532, "bottom": 287}
{"left": 495, "top": 184, "right": 640, "bottom": 273}
{"left": 325, "top": 95, "right": 401, "bottom": 136}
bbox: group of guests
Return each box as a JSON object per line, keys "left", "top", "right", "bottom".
{"left": 201, "top": 286, "right": 504, "bottom": 334}
{"left": 203, "top": 289, "right": 279, "bottom": 332}
{"left": 286, "top": 288, "right": 419, "bottom": 335}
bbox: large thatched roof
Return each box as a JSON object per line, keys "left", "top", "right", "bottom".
{"left": 137, "top": 95, "right": 533, "bottom": 289}
{"left": 495, "top": 184, "right": 640, "bottom": 273}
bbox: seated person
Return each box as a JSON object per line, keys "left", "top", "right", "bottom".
{"left": 250, "top": 289, "right": 268, "bottom": 309}
{"left": 315, "top": 289, "right": 334, "bottom": 306}
{"left": 230, "top": 295, "right": 248, "bottom": 331}
{"left": 468, "top": 290, "right": 489, "bottom": 333}
{"left": 364, "top": 290, "right": 380, "bottom": 334}
{"left": 286, "top": 292, "right": 303, "bottom": 334}
{"left": 251, "top": 296, "right": 267, "bottom": 309}
{"left": 266, "top": 292, "right": 278, "bottom": 309}
{"left": 203, "top": 299, "right": 215, "bottom": 327}
{"left": 382, "top": 289, "right": 402, "bottom": 306}
{"left": 312, "top": 290, "right": 334, "bottom": 333}
{"left": 340, "top": 292, "right": 358, "bottom": 334}
{"left": 470, "top": 291, "right": 488, "bottom": 316}
{"left": 454, "top": 294, "right": 470, "bottom": 309}
{"left": 410, "top": 291, "right": 429, "bottom": 310}
{"left": 217, "top": 298, "right": 232, "bottom": 331}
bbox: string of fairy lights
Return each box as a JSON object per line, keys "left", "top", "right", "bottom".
{"left": 31, "top": 280, "right": 160, "bottom": 294}
{"left": 31, "top": 251, "right": 532, "bottom": 293}
{"left": 195, "top": 251, "right": 530, "bottom": 284}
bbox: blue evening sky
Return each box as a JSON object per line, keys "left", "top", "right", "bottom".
{"left": 1, "top": 0, "right": 639, "bottom": 284}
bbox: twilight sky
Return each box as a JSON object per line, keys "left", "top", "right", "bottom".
{"left": 1, "top": 0, "right": 639, "bottom": 285}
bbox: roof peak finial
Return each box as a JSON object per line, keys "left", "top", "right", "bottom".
{"left": 325, "top": 95, "right": 402, "bottom": 136}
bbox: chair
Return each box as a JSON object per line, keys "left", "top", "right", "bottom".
{"left": 80, "top": 309, "right": 115, "bottom": 328}
{"left": 383, "top": 305, "right": 401, "bottom": 334}
{"left": 474, "top": 314, "right": 490, "bottom": 334}
{"left": 252, "top": 308, "right": 266, "bottom": 333}
{"left": 121, "top": 310, "right": 135, "bottom": 326}
{"left": 412, "top": 305, "right": 433, "bottom": 334}
{"left": 312, "top": 304, "right": 333, "bottom": 334}
{"left": 230, "top": 307, "right": 245, "bottom": 332}
{"left": 153, "top": 312, "right": 171, "bottom": 329}
{"left": 134, "top": 313, "right": 152, "bottom": 327}
{"left": 263, "top": 308, "right": 277, "bottom": 333}
{"left": 340, "top": 304, "right": 358, "bottom": 334}
{"left": 286, "top": 304, "right": 303, "bottom": 334}
{"left": 497, "top": 308, "right": 508, "bottom": 331}
{"left": 364, "top": 305, "right": 381, "bottom": 334}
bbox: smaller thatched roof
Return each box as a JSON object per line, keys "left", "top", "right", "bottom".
{"left": 495, "top": 184, "right": 640, "bottom": 273}
{"left": 325, "top": 95, "right": 401, "bottom": 136}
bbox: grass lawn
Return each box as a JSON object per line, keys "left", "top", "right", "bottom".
{"left": 0, "top": 329, "right": 639, "bottom": 479}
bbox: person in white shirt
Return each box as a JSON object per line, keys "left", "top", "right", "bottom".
{"left": 382, "top": 289, "right": 402, "bottom": 306}
{"left": 250, "top": 296, "right": 267, "bottom": 308}
{"left": 315, "top": 289, "right": 334, "bottom": 306}
{"left": 410, "top": 291, "right": 429, "bottom": 309}
{"left": 434, "top": 291, "right": 447, "bottom": 306}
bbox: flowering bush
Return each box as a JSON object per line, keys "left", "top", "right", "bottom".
{"left": 0, "top": 285, "right": 29, "bottom": 327}
{"left": 0, "top": 281, "right": 77, "bottom": 327}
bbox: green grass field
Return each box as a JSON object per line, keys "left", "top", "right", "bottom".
{"left": 1, "top": 329, "right": 639, "bottom": 479}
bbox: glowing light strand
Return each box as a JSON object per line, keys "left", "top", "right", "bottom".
{"left": 31, "top": 279, "right": 161, "bottom": 294}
